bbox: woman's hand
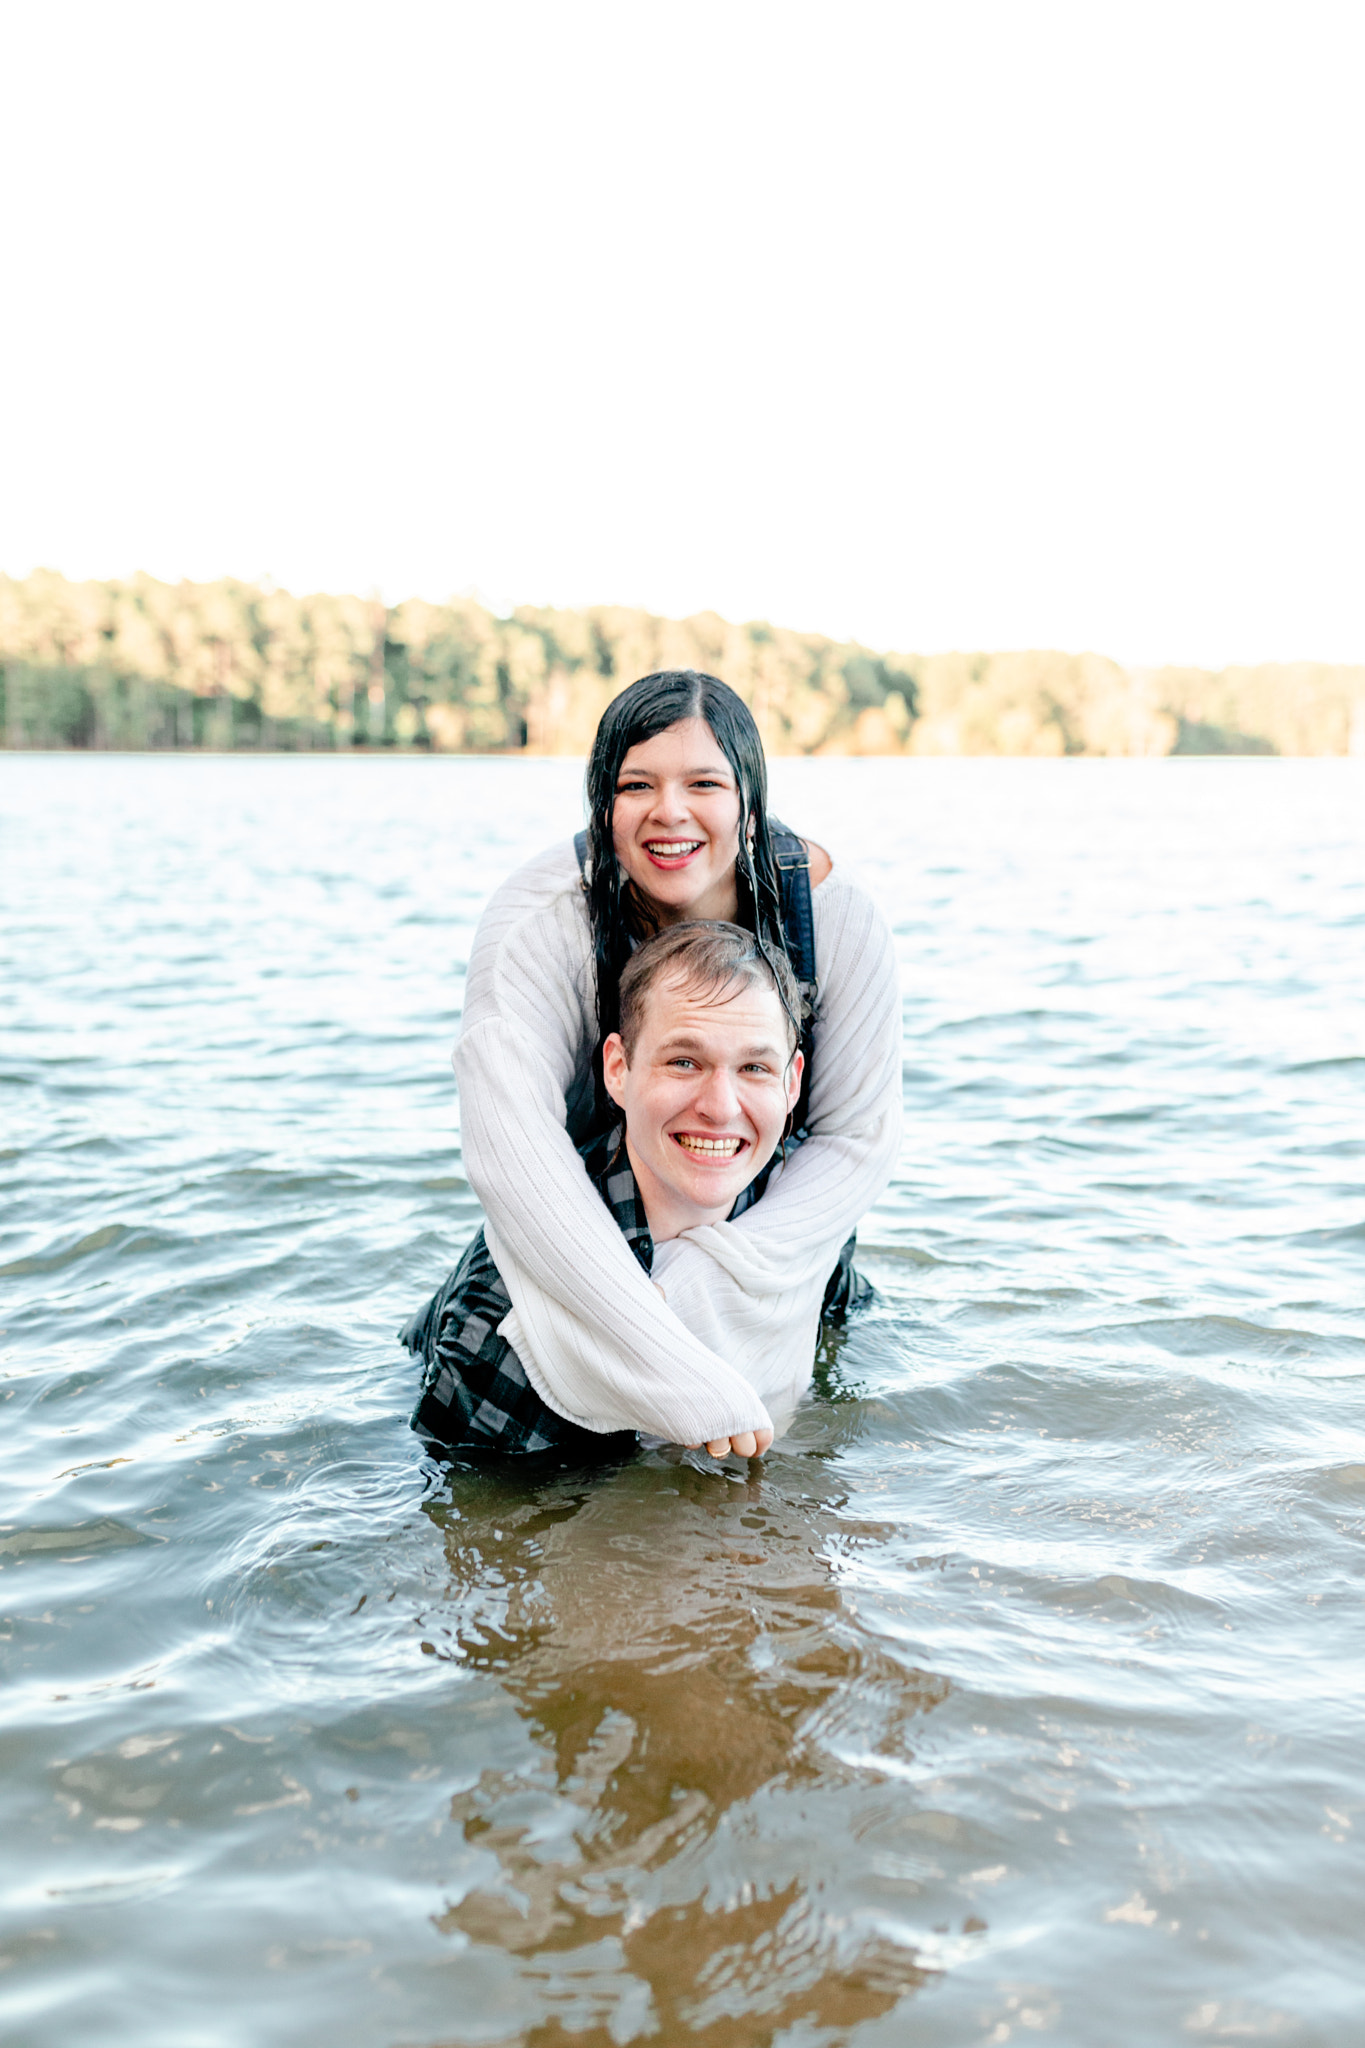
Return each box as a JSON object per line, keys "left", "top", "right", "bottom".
{"left": 660, "top": 1284, "right": 774, "bottom": 1453}
{"left": 692, "top": 1428, "right": 773, "bottom": 1459}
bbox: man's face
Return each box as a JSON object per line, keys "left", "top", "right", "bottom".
{"left": 602, "top": 969, "right": 803, "bottom": 1225}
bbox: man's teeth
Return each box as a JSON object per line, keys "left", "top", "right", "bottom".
{"left": 675, "top": 1135, "right": 742, "bottom": 1156}
{"left": 647, "top": 841, "right": 703, "bottom": 856}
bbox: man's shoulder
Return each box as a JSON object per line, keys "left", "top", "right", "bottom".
{"left": 578, "top": 1122, "right": 654, "bottom": 1271}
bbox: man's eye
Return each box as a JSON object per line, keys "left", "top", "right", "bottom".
{"left": 669, "top": 1058, "right": 698, "bottom": 1071}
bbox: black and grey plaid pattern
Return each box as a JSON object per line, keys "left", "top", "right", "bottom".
{"left": 401, "top": 1125, "right": 778, "bottom": 1460}
{"left": 402, "top": 1230, "right": 584, "bottom": 1457}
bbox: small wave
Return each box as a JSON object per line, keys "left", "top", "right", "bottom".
{"left": 1307, "top": 1462, "right": 1365, "bottom": 1497}
{"left": 1076, "top": 1314, "right": 1365, "bottom": 1367}
{"left": 0, "top": 1222, "right": 131, "bottom": 1277}
{"left": 1286, "top": 1218, "right": 1365, "bottom": 1249}
{"left": 1033, "top": 1569, "right": 1225, "bottom": 1622}
{"left": 0, "top": 1517, "right": 157, "bottom": 1561}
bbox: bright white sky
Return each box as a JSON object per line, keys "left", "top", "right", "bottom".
{"left": 3, "top": 0, "right": 1362, "bottom": 666}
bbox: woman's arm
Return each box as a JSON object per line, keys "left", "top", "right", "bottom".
{"left": 647, "top": 867, "right": 903, "bottom": 1352}
{"left": 452, "top": 845, "right": 774, "bottom": 1445}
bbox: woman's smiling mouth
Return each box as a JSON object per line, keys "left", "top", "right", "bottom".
{"left": 644, "top": 839, "right": 704, "bottom": 865}
{"left": 672, "top": 1133, "right": 746, "bottom": 1157}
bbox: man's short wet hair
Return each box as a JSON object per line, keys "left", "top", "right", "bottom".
{"left": 616, "top": 921, "right": 803, "bottom": 1062}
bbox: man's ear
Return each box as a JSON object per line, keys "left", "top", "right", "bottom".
{"left": 784, "top": 1048, "right": 804, "bottom": 1111}
{"left": 602, "top": 1032, "right": 629, "bottom": 1108}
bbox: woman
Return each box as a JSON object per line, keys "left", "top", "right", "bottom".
{"left": 418, "top": 669, "right": 902, "bottom": 1455}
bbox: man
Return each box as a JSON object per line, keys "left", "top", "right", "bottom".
{"left": 402, "top": 920, "right": 806, "bottom": 1462}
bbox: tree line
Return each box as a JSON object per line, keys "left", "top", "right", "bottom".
{"left": 2, "top": 569, "right": 1362, "bottom": 757}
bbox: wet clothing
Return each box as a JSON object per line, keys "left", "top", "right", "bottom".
{"left": 403, "top": 1123, "right": 784, "bottom": 1459}
{"left": 403, "top": 822, "right": 877, "bottom": 1459}
{"left": 434, "top": 831, "right": 901, "bottom": 1444}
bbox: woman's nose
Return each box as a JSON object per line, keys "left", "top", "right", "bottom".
{"left": 646, "top": 780, "right": 690, "bottom": 825}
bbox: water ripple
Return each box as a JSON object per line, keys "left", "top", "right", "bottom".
{"left": 2, "top": 756, "right": 1363, "bottom": 2045}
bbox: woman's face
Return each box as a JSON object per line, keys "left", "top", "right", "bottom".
{"left": 611, "top": 717, "right": 745, "bottom": 925}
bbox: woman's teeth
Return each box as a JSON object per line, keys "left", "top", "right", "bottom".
{"left": 646, "top": 841, "right": 703, "bottom": 858}
{"left": 674, "top": 1135, "right": 743, "bottom": 1156}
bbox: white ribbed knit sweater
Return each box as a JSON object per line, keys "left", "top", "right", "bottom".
{"left": 453, "top": 839, "right": 903, "bottom": 1446}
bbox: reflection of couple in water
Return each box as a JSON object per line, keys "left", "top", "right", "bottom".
{"left": 402, "top": 666, "right": 902, "bottom": 1463}
{"left": 425, "top": 1450, "right": 950, "bottom": 2041}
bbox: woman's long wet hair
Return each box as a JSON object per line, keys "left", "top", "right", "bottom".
{"left": 583, "top": 670, "right": 793, "bottom": 1058}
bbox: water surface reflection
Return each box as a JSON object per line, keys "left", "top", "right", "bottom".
{"left": 425, "top": 1440, "right": 951, "bottom": 2042}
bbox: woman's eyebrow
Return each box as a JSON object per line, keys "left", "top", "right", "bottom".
{"left": 616, "top": 765, "right": 733, "bottom": 780}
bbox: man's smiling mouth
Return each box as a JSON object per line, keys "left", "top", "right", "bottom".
{"left": 672, "top": 1134, "right": 744, "bottom": 1157}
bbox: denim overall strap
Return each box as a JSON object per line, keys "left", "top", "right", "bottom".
{"left": 768, "top": 818, "right": 817, "bottom": 1135}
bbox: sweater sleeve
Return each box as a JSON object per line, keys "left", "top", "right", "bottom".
{"left": 646, "top": 867, "right": 903, "bottom": 1349}
{"left": 452, "top": 843, "right": 773, "bottom": 1444}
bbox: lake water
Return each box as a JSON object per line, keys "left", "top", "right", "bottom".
{"left": 2, "top": 753, "right": 1363, "bottom": 2048}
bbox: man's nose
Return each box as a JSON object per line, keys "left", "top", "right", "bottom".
{"left": 694, "top": 1064, "right": 741, "bottom": 1122}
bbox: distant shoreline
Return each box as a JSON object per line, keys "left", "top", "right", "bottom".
{"left": 5, "top": 749, "right": 1353, "bottom": 766}
{"left": 4, "top": 570, "right": 1363, "bottom": 759}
